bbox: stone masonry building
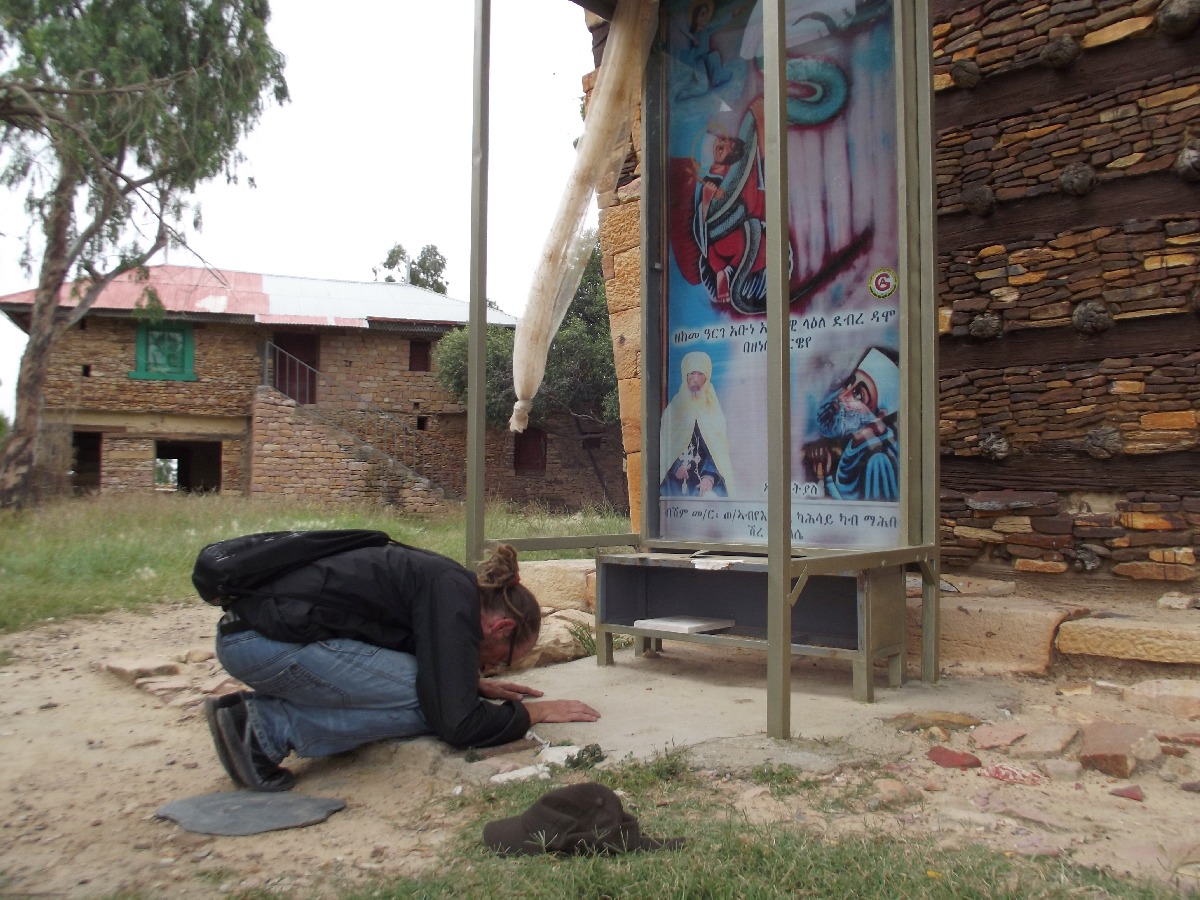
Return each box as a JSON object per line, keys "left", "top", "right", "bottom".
{"left": 0, "top": 265, "right": 627, "bottom": 512}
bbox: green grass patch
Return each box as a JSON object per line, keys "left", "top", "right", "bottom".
{"left": 749, "top": 762, "right": 826, "bottom": 797}
{"left": 345, "top": 749, "right": 1169, "bottom": 900}
{"left": 0, "top": 494, "right": 628, "bottom": 633}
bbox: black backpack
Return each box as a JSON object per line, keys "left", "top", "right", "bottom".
{"left": 192, "top": 529, "right": 394, "bottom": 607}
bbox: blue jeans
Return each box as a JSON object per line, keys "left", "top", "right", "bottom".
{"left": 215, "top": 629, "right": 431, "bottom": 762}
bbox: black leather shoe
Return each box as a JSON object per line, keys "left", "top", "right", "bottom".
{"left": 204, "top": 693, "right": 249, "bottom": 788}
{"left": 212, "top": 695, "right": 295, "bottom": 792}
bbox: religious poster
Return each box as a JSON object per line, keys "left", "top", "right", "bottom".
{"left": 656, "top": 0, "right": 902, "bottom": 549}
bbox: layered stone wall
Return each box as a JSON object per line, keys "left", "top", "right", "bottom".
{"left": 931, "top": 1, "right": 1187, "bottom": 79}
{"left": 311, "top": 331, "right": 461, "bottom": 415}
{"left": 935, "top": 79, "right": 1197, "bottom": 212}
{"left": 940, "top": 220, "right": 1199, "bottom": 338}
{"left": 42, "top": 318, "right": 259, "bottom": 416}
{"left": 437, "top": 413, "right": 629, "bottom": 512}
{"left": 100, "top": 437, "right": 156, "bottom": 494}
{"left": 938, "top": 344, "right": 1200, "bottom": 457}
{"left": 932, "top": 0, "right": 1200, "bottom": 584}
{"left": 941, "top": 488, "right": 1199, "bottom": 578}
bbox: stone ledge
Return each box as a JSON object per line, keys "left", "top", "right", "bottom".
{"left": 907, "top": 594, "right": 1090, "bottom": 676}
{"left": 1056, "top": 616, "right": 1200, "bottom": 664}
{"left": 518, "top": 559, "right": 596, "bottom": 613}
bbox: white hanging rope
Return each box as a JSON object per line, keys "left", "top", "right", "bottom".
{"left": 509, "top": 0, "right": 660, "bottom": 432}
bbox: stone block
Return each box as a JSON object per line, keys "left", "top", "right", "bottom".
{"left": 1014, "top": 559, "right": 1070, "bottom": 574}
{"left": 1119, "top": 511, "right": 1189, "bottom": 531}
{"left": 953, "top": 525, "right": 1005, "bottom": 543}
{"left": 607, "top": 248, "right": 643, "bottom": 315}
{"left": 1039, "top": 758, "right": 1083, "bottom": 781}
{"left": 136, "top": 676, "right": 192, "bottom": 695}
{"left": 993, "top": 516, "right": 1033, "bottom": 533}
{"left": 907, "top": 594, "right": 1089, "bottom": 675}
{"left": 1031, "top": 515, "right": 1074, "bottom": 535}
{"left": 940, "top": 574, "right": 1016, "bottom": 596}
{"left": 1123, "top": 680, "right": 1200, "bottom": 720}
{"left": 1112, "top": 561, "right": 1197, "bottom": 581}
{"left": 599, "top": 200, "right": 641, "bottom": 255}
{"left": 609, "top": 307, "right": 641, "bottom": 381}
{"left": 604, "top": 262, "right": 641, "bottom": 316}
{"left": 1057, "top": 616, "right": 1200, "bottom": 664}
{"left": 970, "top": 723, "right": 1028, "bottom": 749}
{"left": 1158, "top": 591, "right": 1199, "bottom": 610}
{"left": 617, "top": 376, "right": 642, "bottom": 453}
{"left": 1158, "top": 732, "right": 1200, "bottom": 747}
{"left": 1011, "top": 724, "right": 1079, "bottom": 760}
{"left": 1004, "top": 543, "right": 1050, "bottom": 563}
{"left": 966, "top": 490, "right": 1058, "bottom": 511}
{"left": 1077, "top": 723, "right": 1161, "bottom": 778}
{"left": 1150, "top": 547, "right": 1196, "bottom": 565}
{"left": 103, "top": 658, "right": 182, "bottom": 684}
{"left": 514, "top": 608, "right": 594, "bottom": 669}
{"left": 519, "top": 559, "right": 596, "bottom": 613}
{"left": 1140, "top": 410, "right": 1197, "bottom": 429}
{"left": 1006, "top": 531, "right": 1072, "bottom": 549}
{"left": 928, "top": 746, "right": 980, "bottom": 768}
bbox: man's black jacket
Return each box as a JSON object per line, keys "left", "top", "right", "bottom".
{"left": 229, "top": 543, "right": 530, "bottom": 749}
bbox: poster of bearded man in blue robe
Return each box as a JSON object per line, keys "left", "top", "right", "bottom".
{"left": 803, "top": 347, "right": 899, "bottom": 502}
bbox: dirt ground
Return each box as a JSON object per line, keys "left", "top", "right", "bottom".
{"left": 1, "top": 593, "right": 1198, "bottom": 898}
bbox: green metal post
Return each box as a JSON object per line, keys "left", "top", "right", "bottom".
{"left": 763, "top": 0, "right": 793, "bottom": 740}
{"left": 467, "top": 0, "right": 491, "bottom": 566}
{"left": 894, "top": 0, "right": 939, "bottom": 682}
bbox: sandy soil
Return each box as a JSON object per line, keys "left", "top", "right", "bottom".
{"left": 1, "top": 598, "right": 1198, "bottom": 898}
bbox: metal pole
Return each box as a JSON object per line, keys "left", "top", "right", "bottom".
{"left": 763, "top": 0, "right": 793, "bottom": 740}
{"left": 901, "top": 0, "right": 940, "bottom": 683}
{"left": 467, "top": 0, "right": 491, "bottom": 566}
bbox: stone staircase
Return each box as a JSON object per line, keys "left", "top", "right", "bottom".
{"left": 264, "top": 342, "right": 466, "bottom": 497}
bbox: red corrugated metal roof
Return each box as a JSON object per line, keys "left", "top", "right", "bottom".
{"left": 0, "top": 264, "right": 517, "bottom": 328}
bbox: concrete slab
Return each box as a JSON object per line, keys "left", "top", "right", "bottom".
{"left": 514, "top": 641, "right": 1024, "bottom": 767}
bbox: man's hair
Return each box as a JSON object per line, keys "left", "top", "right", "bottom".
{"left": 476, "top": 544, "right": 541, "bottom": 646}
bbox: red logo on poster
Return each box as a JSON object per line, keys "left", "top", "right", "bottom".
{"left": 869, "top": 268, "right": 898, "bottom": 299}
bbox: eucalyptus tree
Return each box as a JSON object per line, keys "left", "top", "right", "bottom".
{"left": 375, "top": 242, "right": 449, "bottom": 294}
{"left": 0, "top": 0, "right": 288, "bottom": 508}
{"left": 435, "top": 240, "right": 617, "bottom": 429}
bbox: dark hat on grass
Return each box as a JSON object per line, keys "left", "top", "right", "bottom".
{"left": 482, "top": 782, "right": 684, "bottom": 856}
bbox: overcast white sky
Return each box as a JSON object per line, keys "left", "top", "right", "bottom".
{"left": 0, "top": 0, "right": 598, "bottom": 420}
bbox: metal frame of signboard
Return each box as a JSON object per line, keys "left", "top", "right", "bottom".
{"left": 467, "top": 0, "right": 939, "bottom": 738}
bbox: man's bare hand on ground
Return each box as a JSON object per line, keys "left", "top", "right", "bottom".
{"left": 524, "top": 699, "right": 601, "bottom": 723}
